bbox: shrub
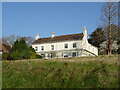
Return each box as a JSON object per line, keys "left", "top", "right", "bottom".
{"left": 2, "top": 53, "right": 10, "bottom": 60}
{"left": 36, "top": 54, "right": 43, "bottom": 59}
{"left": 10, "top": 50, "right": 23, "bottom": 60}
{"left": 29, "top": 51, "right": 36, "bottom": 59}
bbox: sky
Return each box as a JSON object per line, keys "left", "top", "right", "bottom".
{"left": 2, "top": 2, "right": 104, "bottom": 39}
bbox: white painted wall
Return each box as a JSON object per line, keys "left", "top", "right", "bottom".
{"left": 32, "top": 40, "right": 83, "bottom": 52}
{"left": 32, "top": 39, "right": 98, "bottom": 56}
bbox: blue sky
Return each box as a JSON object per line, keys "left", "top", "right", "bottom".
{"left": 2, "top": 2, "right": 104, "bottom": 39}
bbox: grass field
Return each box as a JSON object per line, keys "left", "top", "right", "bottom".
{"left": 2, "top": 55, "right": 119, "bottom": 88}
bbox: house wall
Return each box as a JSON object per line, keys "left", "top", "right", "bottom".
{"left": 32, "top": 27, "right": 98, "bottom": 58}
{"left": 32, "top": 40, "right": 83, "bottom": 53}
{"left": 32, "top": 39, "right": 98, "bottom": 58}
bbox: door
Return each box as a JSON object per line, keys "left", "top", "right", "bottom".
{"left": 72, "top": 52, "right": 76, "bottom": 57}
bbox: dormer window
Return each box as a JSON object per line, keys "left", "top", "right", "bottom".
{"left": 73, "top": 43, "right": 77, "bottom": 48}
{"left": 65, "top": 44, "right": 68, "bottom": 48}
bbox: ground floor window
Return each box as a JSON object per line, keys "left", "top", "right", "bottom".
{"left": 64, "top": 54, "right": 68, "bottom": 57}
{"left": 72, "top": 52, "right": 77, "bottom": 57}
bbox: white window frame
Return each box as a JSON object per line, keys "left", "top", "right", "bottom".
{"left": 64, "top": 43, "right": 68, "bottom": 48}
{"left": 51, "top": 45, "right": 54, "bottom": 50}
{"left": 41, "top": 46, "right": 44, "bottom": 51}
{"left": 35, "top": 46, "right": 38, "bottom": 51}
{"left": 73, "top": 43, "right": 77, "bottom": 48}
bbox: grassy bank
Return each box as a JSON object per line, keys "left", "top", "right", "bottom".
{"left": 2, "top": 55, "right": 119, "bottom": 88}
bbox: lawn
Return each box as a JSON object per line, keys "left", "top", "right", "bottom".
{"left": 2, "top": 55, "right": 119, "bottom": 88}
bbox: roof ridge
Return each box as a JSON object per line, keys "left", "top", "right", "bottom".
{"left": 39, "top": 33, "right": 83, "bottom": 39}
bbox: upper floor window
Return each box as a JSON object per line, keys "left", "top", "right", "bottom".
{"left": 73, "top": 43, "right": 77, "bottom": 48}
{"left": 35, "top": 46, "right": 38, "bottom": 51}
{"left": 64, "top": 44, "right": 68, "bottom": 48}
{"left": 41, "top": 46, "right": 44, "bottom": 51}
{"left": 51, "top": 45, "right": 54, "bottom": 50}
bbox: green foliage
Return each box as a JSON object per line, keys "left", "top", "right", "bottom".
{"left": 8, "top": 38, "right": 38, "bottom": 60}
{"left": 10, "top": 50, "right": 23, "bottom": 60}
{"left": 36, "top": 54, "right": 43, "bottom": 59}
{"left": 2, "top": 53, "right": 10, "bottom": 60}
{"left": 88, "top": 27, "right": 106, "bottom": 48}
{"left": 29, "top": 51, "right": 36, "bottom": 59}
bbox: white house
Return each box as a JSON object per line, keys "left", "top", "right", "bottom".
{"left": 32, "top": 27, "right": 98, "bottom": 59}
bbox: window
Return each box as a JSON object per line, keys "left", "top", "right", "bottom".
{"left": 51, "top": 45, "right": 54, "bottom": 50}
{"left": 73, "top": 43, "right": 77, "bottom": 48}
{"left": 41, "top": 46, "right": 44, "bottom": 51}
{"left": 64, "top": 54, "right": 68, "bottom": 57}
{"left": 35, "top": 46, "right": 38, "bottom": 51}
{"left": 72, "top": 52, "right": 77, "bottom": 57}
{"left": 64, "top": 44, "right": 68, "bottom": 48}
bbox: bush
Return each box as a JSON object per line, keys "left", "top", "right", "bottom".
{"left": 2, "top": 53, "right": 10, "bottom": 60}
{"left": 10, "top": 51, "right": 23, "bottom": 60}
{"left": 36, "top": 54, "right": 43, "bottom": 59}
{"left": 29, "top": 51, "right": 36, "bottom": 59}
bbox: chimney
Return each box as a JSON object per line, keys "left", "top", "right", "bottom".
{"left": 51, "top": 32, "right": 55, "bottom": 38}
{"left": 82, "top": 26, "right": 88, "bottom": 43}
{"left": 35, "top": 34, "right": 39, "bottom": 40}
{"left": 83, "top": 26, "right": 87, "bottom": 39}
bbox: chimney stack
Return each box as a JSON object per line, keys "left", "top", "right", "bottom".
{"left": 83, "top": 26, "right": 87, "bottom": 38}
{"left": 83, "top": 26, "right": 88, "bottom": 43}
{"left": 51, "top": 32, "right": 55, "bottom": 38}
{"left": 35, "top": 34, "right": 39, "bottom": 40}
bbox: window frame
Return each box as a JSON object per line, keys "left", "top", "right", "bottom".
{"left": 73, "top": 43, "right": 77, "bottom": 48}
{"left": 64, "top": 43, "right": 68, "bottom": 48}
{"left": 51, "top": 45, "right": 54, "bottom": 50}
{"left": 41, "top": 46, "right": 44, "bottom": 51}
{"left": 35, "top": 46, "right": 38, "bottom": 51}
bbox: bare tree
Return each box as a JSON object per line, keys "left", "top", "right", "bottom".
{"left": 2, "top": 35, "right": 21, "bottom": 46}
{"left": 22, "top": 36, "right": 35, "bottom": 46}
{"left": 2, "top": 35, "right": 35, "bottom": 47}
{"left": 101, "top": 2, "right": 118, "bottom": 55}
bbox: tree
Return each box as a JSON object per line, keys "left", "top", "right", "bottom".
{"left": 99, "top": 40, "right": 118, "bottom": 54}
{"left": 21, "top": 36, "right": 35, "bottom": 46}
{"left": 88, "top": 27, "right": 106, "bottom": 48}
{"left": 2, "top": 35, "right": 21, "bottom": 46}
{"left": 2, "top": 35, "right": 35, "bottom": 47}
{"left": 9, "top": 38, "right": 36, "bottom": 60}
{"left": 101, "top": 2, "right": 118, "bottom": 55}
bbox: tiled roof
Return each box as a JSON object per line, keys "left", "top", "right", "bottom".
{"left": 33, "top": 33, "right": 84, "bottom": 44}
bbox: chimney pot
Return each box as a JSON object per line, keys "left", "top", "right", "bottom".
{"left": 51, "top": 32, "right": 55, "bottom": 38}
{"left": 36, "top": 34, "right": 39, "bottom": 40}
